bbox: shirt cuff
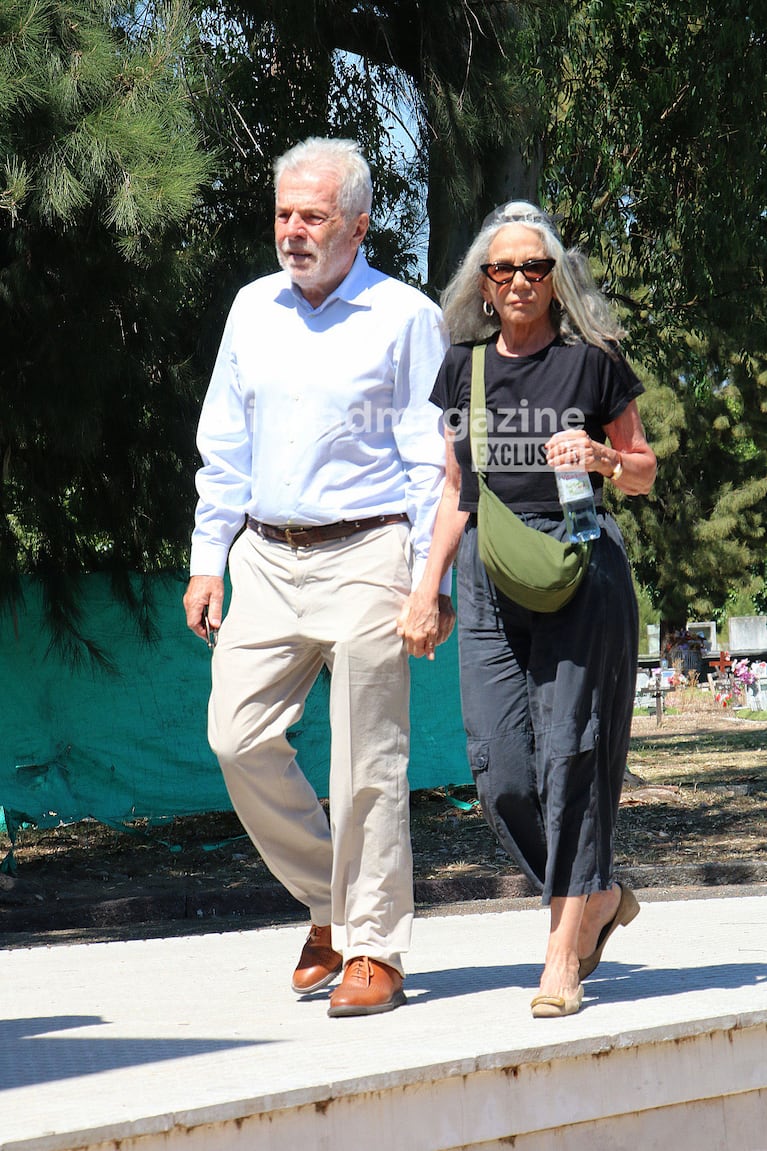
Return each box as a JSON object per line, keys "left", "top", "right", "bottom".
{"left": 189, "top": 537, "right": 231, "bottom": 578}
{"left": 411, "top": 556, "right": 453, "bottom": 598}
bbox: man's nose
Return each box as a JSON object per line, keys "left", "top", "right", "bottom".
{"left": 284, "top": 212, "right": 306, "bottom": 235}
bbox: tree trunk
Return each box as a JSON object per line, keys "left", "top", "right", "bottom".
{"left": 426, "top": 140, "right": 542, "bottom": 293}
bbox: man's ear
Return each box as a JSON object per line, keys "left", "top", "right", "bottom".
{"left": 352, "top": 212, "right": 370, "bottom": 246}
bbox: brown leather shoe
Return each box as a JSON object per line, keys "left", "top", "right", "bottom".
{"left": 291, "top": 924, "right": 342, "bottom": 994}
{"left": 327, "top": 956, "right": 406, "bottom": 1017}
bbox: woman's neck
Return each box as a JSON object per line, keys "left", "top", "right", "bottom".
{"left": 495, "top": 323, "right": 556, "bottom": 358}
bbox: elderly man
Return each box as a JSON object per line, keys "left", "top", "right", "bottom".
{"left": 183, "top": 137, "right": 452, "bottom": 1016}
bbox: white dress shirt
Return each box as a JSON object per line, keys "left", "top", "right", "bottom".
{"left": 191, "top": 252, "right": 450, "bottom": 592}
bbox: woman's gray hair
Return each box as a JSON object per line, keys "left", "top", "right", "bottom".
{"left": 273, "top": 137, "right": 373, "bottom": 218}
{"left": 441, "top": 200, "right": 625, "bottom": 353}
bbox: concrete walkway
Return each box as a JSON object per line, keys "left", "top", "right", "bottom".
{"left": 2, "top": 888, "right": 766, "bottom": 1151}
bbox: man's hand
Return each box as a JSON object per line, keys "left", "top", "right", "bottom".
{"left": 183, "top": 575, "right": 225, "bottom": 641}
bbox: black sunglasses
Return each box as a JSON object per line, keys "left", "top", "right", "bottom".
{"left": 480, "top": 258, "right": 556, "bottom": 285}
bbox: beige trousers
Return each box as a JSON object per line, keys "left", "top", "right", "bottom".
{"left": 208, "top": 522, "right": 414, "bottom": 974}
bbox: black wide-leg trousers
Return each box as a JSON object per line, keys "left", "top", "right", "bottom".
{"left": 457, "top": 514, "right": 637, "bottom": 905}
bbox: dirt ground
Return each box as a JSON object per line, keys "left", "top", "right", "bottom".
{"left": 2, "top": 700, "right": 766, "bottom": 943}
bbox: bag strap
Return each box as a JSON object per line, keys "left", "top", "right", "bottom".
{"left": 468, "top": 343, "right": 593, "bottom": 568}
{"left": 469, "top": 343, "right": 489, "bottom": 477}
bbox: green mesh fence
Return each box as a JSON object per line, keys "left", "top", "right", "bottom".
{"left": 0, "top": 574, "right": 469, "bottom": 842}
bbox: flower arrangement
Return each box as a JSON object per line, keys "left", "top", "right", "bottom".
{"left": 731, "top": 658, "right": 757, "bottom": 688}
{"left": 661, "top": 628, "right": 709, "bottom": 658}
{"left": 711, "top": 659, "right": 766, "bottom": 708}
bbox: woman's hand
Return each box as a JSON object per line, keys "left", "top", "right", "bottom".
{"left": 546, "top": 407, "right": 657, "bottom": 495}
{"left": 545, "top": 429, "right": 615, "bottom": 475}
{"left": 435, "top": 593, "right": 457, "bottom": 649}
{"left": 397, "top": 590, "right": 455, "bottom": 660}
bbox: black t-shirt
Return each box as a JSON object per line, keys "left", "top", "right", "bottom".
{"left": 429, "top": 337, "right": 644, "bottom": 513}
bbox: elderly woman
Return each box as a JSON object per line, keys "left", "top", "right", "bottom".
{"left": 399, "top": 202, "right": 656, "bottom": 1016}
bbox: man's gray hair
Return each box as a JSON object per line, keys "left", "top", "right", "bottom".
{"left": 441, "top": 200, "right": 625, "bottom": 353}
{"left": 273, "top": 137, "right": 373, "bottom": 218}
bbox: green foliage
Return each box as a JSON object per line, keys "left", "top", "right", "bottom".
{"left": 183, "top": 2, "right": 432, "bottom": 315}
{"left": 5, "top": 0, "right": 767, "bottom": 654}
{"left": 210, "top": 3, "right": 767, "bottom": 636}
{"left": 633, "top": 578, "right": 656, "bottom": 654}
{"left": 208, "top": 1, "right": 539, "bottom": 288}
{"left": 0, "top": 0, "right": 212, "bottom": 660}
{"left": 1, "top": 0, "right": 209, "bottom": 250}
{"left": 529, "top": 0, "right": 767, "bottom": 627}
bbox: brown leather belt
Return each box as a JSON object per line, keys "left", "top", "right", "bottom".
{"left": 246, "top": 512, "right": 409, "bottom": 549}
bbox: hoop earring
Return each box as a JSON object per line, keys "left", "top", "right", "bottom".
{"left": 482, "top": 299, "right": 495, "bottom": 318}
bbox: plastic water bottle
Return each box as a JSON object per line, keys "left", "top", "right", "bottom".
{"left": 555, "top": 467, "right": 601, "bottom": 544}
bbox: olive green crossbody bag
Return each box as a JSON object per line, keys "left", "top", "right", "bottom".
{"left": 468, "top": 343, "right": 592, "bottom": 612}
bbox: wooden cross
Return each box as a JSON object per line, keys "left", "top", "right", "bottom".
{"left": 708, "top": 650, "right": 731, "bottom": 676}
{"left": 653, "top": 673, "right": 665, "bottom": 727}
